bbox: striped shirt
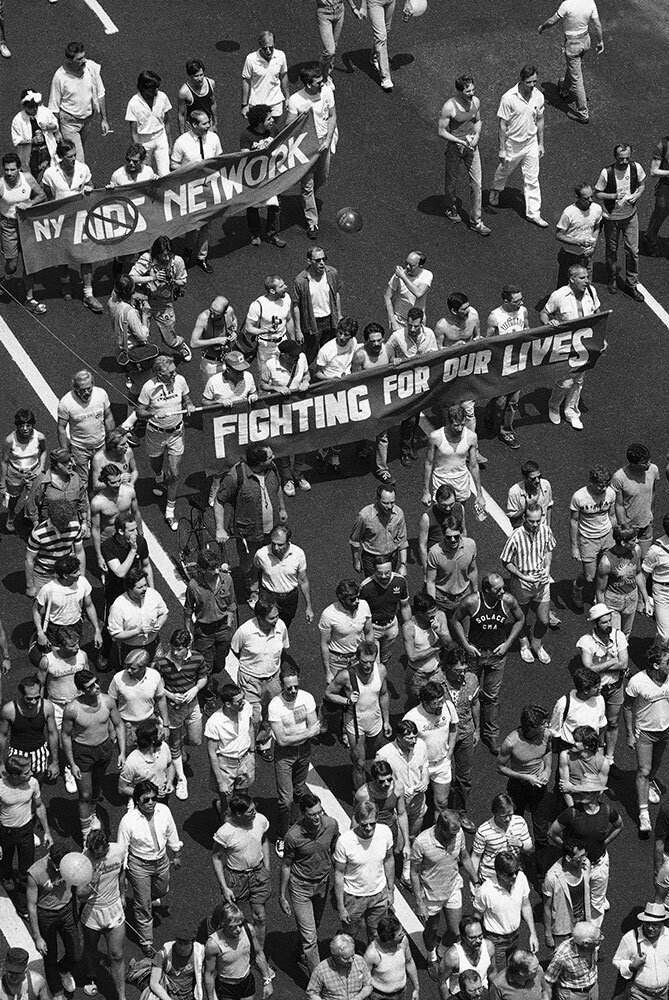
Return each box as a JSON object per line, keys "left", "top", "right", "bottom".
{"left": 154, "top": 651, "right": 207, "bottom": 696}
{"left": 545, "top": 938, "right": 598, "bottom": 989}
{"left": 500, "top": 523, "right": 556, "bottom": 574}
{"left": 472, "top": 816, "right": 533, "bottom": 881}
{"left": 27, "top": 519, "right": 83, "bottom": 576}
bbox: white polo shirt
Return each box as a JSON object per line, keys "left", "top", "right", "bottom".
{"left": 542, "top": 284, "right": 600, "bottom": 322}
{"left": 318, "top": 599, "right": 372, "bottom": 654}
{"left": 497, "top": 84, "right": 545, "bottom": 144}
{"left": 556, "top": 0, "right": 599, "bottom": 35}
{"left": 375, "top": 739, "right": 430, "bottom": 798}
{"left": 42, "top": 160, "right": 91, "bottom": 198}
{"left": 474, "top": 871, "right": 531, "bottom": 934}
{"left": 125, "top": 91, "right": 172, "bottom": 137}
{"left": 242, "top": 49, "right": 288, "bottom": 115}
{"left": 254, "top": 543, "right": 307, "bottom": 595}
{"left": 170, "top": 130, "right": 223, "bottom": 168}
{"left": 231, "top": 617, "right": 289, "bottom": 679}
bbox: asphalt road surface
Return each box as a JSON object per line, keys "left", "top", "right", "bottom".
{"left": 1, "top": 0, "right": 669, "bottom": 995}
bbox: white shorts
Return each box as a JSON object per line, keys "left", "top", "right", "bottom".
{"left": 82, "top": 897, "right": 125, "bottom": 932}
{"left": 429, "top": 757, "right": 452, "bottom": 785}
{"left": 426, "top": 885, "right": 462, "bottom": 916}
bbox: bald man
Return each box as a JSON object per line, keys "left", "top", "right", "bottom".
{"left": 307, "top": 933, "right": 372, "bottom": 1000}
{"left": 190, "top": 297, "right": 240, "bottom": 386}
{"left": 545, "top": 922, "right": 600, "bottom": 997}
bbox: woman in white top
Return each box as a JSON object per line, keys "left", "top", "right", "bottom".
{"left": 11, "top": 90, "right": 60, "bottom": 177}
{"left": 125, "top": 70, "right": 172, "bottom": 176}
{"left": 422, "top": 404, "right": 486, "bottom": 519}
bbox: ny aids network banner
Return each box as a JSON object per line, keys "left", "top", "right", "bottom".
{"left": 17, "top": 114, "right": 320, "bottom": 273}
{"left": 202, "top": 313, "right": 610, "bottom": 469}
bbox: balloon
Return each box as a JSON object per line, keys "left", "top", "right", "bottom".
{"left": 60, "top": 852, "right": 94, "bottom": 886}
{"left": 336, "top": 207, "right": 364, "bottom": 233}
{"left": 404, "top": 0, "right": 427, "bottom": 14}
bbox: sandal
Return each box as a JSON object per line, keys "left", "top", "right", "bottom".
{"left": 26, "top": 298, "right": 46, "bottom": 314}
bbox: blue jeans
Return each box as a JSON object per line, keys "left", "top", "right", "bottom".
{"left": 38, "top": 904, "right": 81, "bottom": 995}
{"left": 367, "top": 0, "right": 396, "bottom": 80}
{"left": 288, "top": 874, "right": 330, "bottom": 973}
{"left": 470, "top": 652, "right": 507, "bottom": 748}
{"left": 317, "top": 6, "right": 345, "bottom": 77}
{"left": 275, "top": 741, "right": 311, "bottom": 835}
{"left": 604, "top": 213, "right": 639, "bottom": 286}
{"left": 300, "top": 149, "right": 331, "bottom": 228}
{"left": 562, "top": 32, "right": 591, "bottom": 114}
{"left": 126, "top": 853, "right": 170, "bottom": 946}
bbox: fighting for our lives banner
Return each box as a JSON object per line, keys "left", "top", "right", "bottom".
{"left": 202, "top": 312, "right": 610, "bottom": 471}
{"left": 17, "top": 113, "right": 320, "bottom": 273}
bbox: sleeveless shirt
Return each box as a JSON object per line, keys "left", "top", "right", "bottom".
{"left": 8, "top": 431, "right": 41, "bottom": 472}
{"left": 467, "top": 593, "right": 510, "bottom": 651}
{"left": 10, "top": 700, "right": 47, "bottom": 751}
{"left": 449, "top": 942, "right": 492, "bottom": 994}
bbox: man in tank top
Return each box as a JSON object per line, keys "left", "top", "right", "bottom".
{"left": 177, "top": 59, "right": 217, "bottom": 133}
{"left": 438, "top": 75, "right": 491, "bottom": 237}
{"left": 452, "top": 574, "right": 525, "bottom": 756}
{"left": 0, "top": 409, "right": 46, "bottom": 532}
{"left": 439, "top": 915, "right": 495, "bottom": 996}
{"left": 0, "top": 675, "right": 59, "bottom": 783}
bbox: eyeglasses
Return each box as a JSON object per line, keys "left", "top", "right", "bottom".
{"left": 444, "top": 533, "right": 461, "bottom": 541}
{"left": 140, "top": 796, "right": 157, "bottom": 804}
{"left": 311, "top": 255, "right": 327, "bottom": 262}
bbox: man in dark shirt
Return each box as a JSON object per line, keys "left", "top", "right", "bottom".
{"left": 184, "top": 549, "right": 236, "bottom": 711}
{"left": 278, "top": 791, "right": 339, "bottom": 975}
{"left": 100, "top": 512, "right": 152, "bottom": 669}
{"left": 359, "top": 555, "right": 410, "bottom": 670}
{"left": 239, "top": 103, "right": 286, "bottom": 247}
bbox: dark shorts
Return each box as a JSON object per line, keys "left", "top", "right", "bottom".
{"left": 72, "top": 737, "right": 114, "bottom": 773}
{"left": 215, "top": 970, "right": 255, "bottom": 999}
{"left": 224, "top": 864, "right": 271, "bottom": 906}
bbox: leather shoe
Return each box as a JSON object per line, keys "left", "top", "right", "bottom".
{"left": 626, "top": 285, "right": 644, "bottom": 302}
{"left": 607, "top": 280, "right": 617, "bottom": 295}
{"left": 266, "top": 235, "right": 287, "bottom": 248}
{"left": 197, "top": 259, "right": 213, "bottom": 274}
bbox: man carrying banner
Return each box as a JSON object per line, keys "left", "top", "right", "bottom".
{"left": 387, "top": 307, "right": 438, "bottom": 468}
{"left": 136, "top": 356, "right": 194, "bottom": 531}
{"left": 352, "top": 323, "right": 393, "bottom": 486}
{"left": 0, "top": 152, "right": 47, "bottom": 313}
{"left": 240, "top": 105, "right": 287, "bottom": 249}
{"left": 314, "top": 317, "right": 359, "bottom": 477}
{"left": 170, "top": 109, "right": 222, "bottom": 274}
{"left": 540, "top": 262, "right": 601, "bottom": 430}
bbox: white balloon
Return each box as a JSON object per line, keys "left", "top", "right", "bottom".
{"left": 404, "top": 0, "right": 428, "bottom": 16}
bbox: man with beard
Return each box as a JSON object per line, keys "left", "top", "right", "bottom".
{"left": 91, "top": 464, "right": 142, "bottom": 574}
{"left": 268, "top": 665, "right": 320, "bottom": 858}
{"left": 576, "top": 603, "right": 628, "bottom": 765}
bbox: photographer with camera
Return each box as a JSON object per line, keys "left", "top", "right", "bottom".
{"left": 130, "top": 235, "right": 192, "bottom": 363}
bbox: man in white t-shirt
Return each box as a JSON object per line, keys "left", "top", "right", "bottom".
{"left": 202, "top": 351, "right": 258, "bottom": 407}
{"left": 404, "top": 680, "right": 459, "bottom": 813}
{"left": 286, "top": 64, "right": 336, "bottom": 239}
{"left": 170, "top": 109, "right": 223, "bottom": 272}
{"left": 550, "top": 666, "right": 606, "bottom": 752}
{"left": 624, "top": 646, "right": 669, "bottom": 832}
{"left": 489, "top": 66, "right": 546, "bottom": 227}
{"left": 538, "top": 0, "right": 603, "bottom": 124}
{"left": 241, "top": 31, "right": 289, "bottom": 119}
{"left": 594, "top": 144, "right": 645, "bottom": 300}
{"left": 318, "top": 579, "right": 373, "bottom": 682}
{"left": 576, "top": 603, "right": 628, "bottom": 763}
{"left": 569, "top": 465, "right": 615, "bottom": 609}
{"left": 136, "top": 356, "right": 194, "bottom": 530}
{"left": 231, "top": 599, "right": 289, "bottom": 756}
{"left": 333, "top": 800, "right": 394, "bottom": 943}
{"left": 205, "top": 683, "right": 255, "bottom": 817}
{"left": 555, "top": 183, "right": 603, "bottom": 285}
{"left": 384, "top": 251, "right": 434, "bottom": 330}
{"left": 244, "top": 276, "right": 294, "bottom": 365}
{"left": 57, "top": 371, "right": 114, "bottom": 491}
{"left": 268, "top": 664, "right": 319, "bottom": 858}
{"left": 485, "top": 285, "right": 530, "bottom": 449}
{"left": 314, "top": 317, "right": 359, "bottom": 474}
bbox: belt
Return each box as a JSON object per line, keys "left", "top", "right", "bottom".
{"left": 202, "top": 349, "right": 222, "bottom": 361}
{"left": 8, "top": 461, "right": 39, "bottom": 473}
{"left": 562, "top": 987, "right": 596, "bottom": 993}
{"left": 408, "top": 664, "right": 439, "bottom": 675}
{"left": 216, "top": 749, "right": 251, "bottom": 761}
{"left": 147, "top": 421, "right": 182, "bottom": 433}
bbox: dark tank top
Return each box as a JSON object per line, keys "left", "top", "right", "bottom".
{"left": 10, "top": 700, "right": 47, "bottom": 751}
{"left": 467, "top": 593, "right": 509, "bottom": 651}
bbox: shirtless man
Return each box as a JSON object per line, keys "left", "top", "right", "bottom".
{"left": 37, "top": 624, "right": 88, "bottom": 792}
{"left": 61, "top": 670, "right": 125, "bottom": 842}
{"left": 91, "top": 465, "right": 142, "bottom": 573}
{"left": 438, "top": 75, "right": 491, "bottom": 237}
{"left": 351, "top": 322, "right": 394, "bottom": 486}
{"left": 189, "top": 296, "right": 239, "bottom": 387}
{"left": 91, "top": 431, "right": 139, "bottom": 493}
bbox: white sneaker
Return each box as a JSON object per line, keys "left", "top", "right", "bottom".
{"left": 520, "top": 644, "right": 534, "bottom": 664}
{"left": 64, "top": 767, "right": 77, "bottom": 793}
{"left": 649, "top": 781, "right": 661, "bottom": 804}
{"left": 296, "top": 477, "right": 312, "bottom": 492}
{"left": 175, "top": 778, "right": 189, "bottom": 801}
{"left": 564, "top": 410, "right": 584, "bottom": 430}
{"left": 60, "top": 971, "right": 76, "bottom": 993}
{"left": 380, "top": 77, "right": 394, "bottom": 90}
{"left": 640, "top": 810, "right": 652, "bottom": 832}
{"left": 283, "top": 481, "right": 296, "bottom": 497}
{"left": 536, "top": 646, "right": 551, "bottom": 664}
{"left": 548, "top": 408, "right": 561, "bottom": 425}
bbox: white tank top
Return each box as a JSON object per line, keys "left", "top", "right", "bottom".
{"left": 8, "top": 431, "right": 41, "bottom": 471}
{"left": 369, "top": 941, "right": 407, "bottom": 993}
{"left": 347, "top": 663, "right": 383, "bottom": 735}
{"left": 431, "top": 427, "right": 476, "bottom": 502}
{"left": 0, "top": 173, "right": 32, "bottom": 219}
{"left": 449, "top": 942, "right": 492, "bottom": 994}
{"left": 407, "top": 621, "right": 440, "bottom": 673}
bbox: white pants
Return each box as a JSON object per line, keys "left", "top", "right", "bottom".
{"left": 492, "top": 138, "right": 541, "bottom": 219}
{"left": 653, "top": 584, "right": 669, "bottom": 643}
{"left": 141, "top": 131, "right": 170, "bottom": 177}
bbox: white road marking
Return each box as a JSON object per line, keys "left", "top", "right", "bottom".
{"left": 0, "top": 312, "right": 428, "bottom": 956}
{"left": 82, "top": 0, "right": 119, "bottom": 34}
{"left": 470, "top": 473, "right": 513, "bottom": 537}
{"left": 638, "top": 282, "right": 669, "bottom": 329}
{"left": 0, "top": 888, "right": 42, "bottom": 965}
